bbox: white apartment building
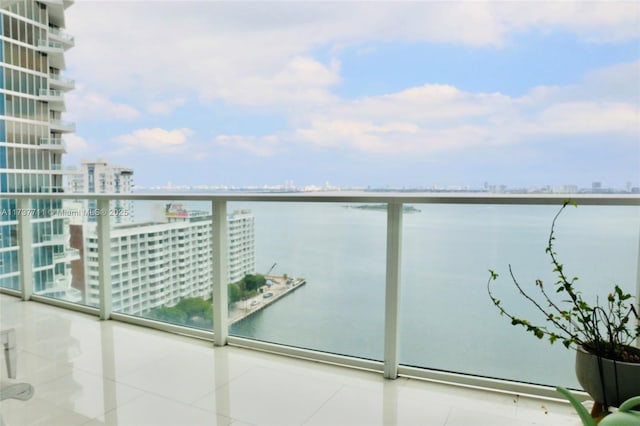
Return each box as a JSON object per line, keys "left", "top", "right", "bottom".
{"left": 66, "top": 158, "right": 134, "bottom": 224}
{"left": 0, "top": 0, "right": 79, "bottom": 301}
{"left": 80, "top": 204, "right": 255, "bottom": 315}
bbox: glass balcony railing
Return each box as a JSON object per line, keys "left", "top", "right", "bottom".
{"left": 53, "top": 248, "right": 80, "bottom": 262}
{"left": 49, "top": 119, "right": 75, "bottom": 132}
{"left": 48, "top": 27, "right": 75, "bottom": 45}
{"left": 39, "top": 138, "right": 66, "bottom": 152}
{"left": 40, "top": 186, "right": 65, "bottom": 193}
{"left": 0, "top": 192, "right": 638, "bottom": 399}
{"left": 42, "top": 231, "right": 70, "bottom": 244}
{"left": 37, "top": 39, "right": 64, "bottom": 52}
{"left": 39, "top": 88, "right": 63, "bottom": 98}
{"left": 49, "top": 73, "right": 75, "bottom": 89}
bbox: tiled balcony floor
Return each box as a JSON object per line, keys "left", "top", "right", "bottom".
{"left": 0, "top": 294, "right": 581, "bottom": 426}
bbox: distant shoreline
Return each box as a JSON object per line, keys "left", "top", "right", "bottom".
{"left": 344, "top": 204, "right": 421, "bottom": 213}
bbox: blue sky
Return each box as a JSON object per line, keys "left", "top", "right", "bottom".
{"left": 63, "top": 1, "right": 639, "bottom": 189}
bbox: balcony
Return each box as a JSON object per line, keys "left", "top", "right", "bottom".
{"left": 49, "top": 119, "right": 75, "bottom": 133}
{"left": 0, "top": 293, "right": 582, "bottom": 425}
{"left": 37, "top": 39, "right": 64, "bottom": 53}
{"left": 40, "top": 185, "right": 65, "bottom": 193}
{"left": 42, "top": 230, "right": 70, "bottom": 244}
{"left": 48, "top": 73, "right": 75, "bottom": 90}
{"left": 0, "top": 192, "right": 638, "bottom": 426}
{"left": 48, "top": 27, "right": 75, "bottom": 48}
{"left": 36, "top": 39, "right": 65, "bottom": 69}
{"left": 50, "top": 163, "right": 64, "bottom": 173}
{"left": 38, "top": 137, "right": 67, "bottom": 152}
{"left": 38, "top": 89, "right": 65, "bottom": 112}
{"left": 52, "top": 248, "right": 81, "bottom": 262}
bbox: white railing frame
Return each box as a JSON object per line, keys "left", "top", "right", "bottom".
{"left": 4, "top": 192, "right": 640, "bottom": 398}
{"left": 97, "top": 198, "right": 112, "bottom": 320}
{"left": 212, "top": 200, "right": 229, "bottom": 346}
{"left": 16, "top": 198, "right": 33, "bottom": 300}
{"left": 384, "top": 201, "right": 403, "bottom": 379}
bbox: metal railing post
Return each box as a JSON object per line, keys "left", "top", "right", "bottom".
{"left": 212, "top": 200, "right": 229, "bottom": 346}
{"left": 384, "top": 201, "right": 403, "bottom": 379}
{"left": 17, "top": 198, "right": 33, "bottom": 300}
{"left": 97, "top": 199, "right": 112, "bottom": 320}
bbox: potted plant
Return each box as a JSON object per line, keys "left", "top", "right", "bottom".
{"left": 486, "top": 200, "right": 640, "bottom": 413}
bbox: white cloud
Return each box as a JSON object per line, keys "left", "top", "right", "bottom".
{"left": 115, "top": 128, "right": 193, "bottom": 154}
{"left": 291, "top": 61, "right": 639, "bottom": 155}
{"left": 66, "top": 87, "right": 140, "bottom": 121}
{"left": 63, "top": 133, "right": 89, "bottom": 153}
{"left": 62, "top": 2, "right": 639, "bottom": 164}
{"left": 214, "top": 134, "right": 280, "bottom": 157}
{"left": 496, "top": 2, "right": 640, "bottom": 44}
{"left": 203, "top": 56, "right": 341, "bottom": 107}
{"left": 65, "top": 1, "right": 639, "bottom": 112}
{"left": 535, "top": 102, "right": 639, "bottom": 135}
{"left": 146, "top": 97, "right": 187, "bottom": 115}
{"left": 330, "top": 84, "right": 512, "bottom": 124}
{"left": 295, "top": 119, "right": 490, "bottom": 154}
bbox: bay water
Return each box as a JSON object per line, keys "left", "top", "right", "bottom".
{"left": 135, "top": 199, "right": 640, "bottom": 388}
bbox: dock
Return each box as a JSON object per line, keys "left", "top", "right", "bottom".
{"left": 229, "top": 275, "right": 306, "bottom": 325}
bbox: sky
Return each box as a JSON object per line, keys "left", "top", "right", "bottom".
{"left": 62, "top": 1, "right": 640, "bottom": 189}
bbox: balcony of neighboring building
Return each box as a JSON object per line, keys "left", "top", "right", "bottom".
{"left": 40, "top": 185, "right": 65, "bottom": 193}
{"left": 42, "top": 230, "right": 70, "bottom": 244}
{"left": 50, "top": 163, "right": 64, "bottom": 174}
{"left": 49, "top": 119, "right": 75, "bottom": 133}
{"left": 38, "top": 137, "right": 67, "bottom": 153}
{"left": 36, "top": 40, "right": 66, "bottom": 70}
{"left": 39, "top": 88, "right": 65, "bottom": 110}
{"left": 48, "top": 27, "right": 75, "bottom": 48}
{"left": 48, "top": 73, "right": 75, "bottom": 91}
{"left": 52, "top": 248, "right": 81, "bottom": 263}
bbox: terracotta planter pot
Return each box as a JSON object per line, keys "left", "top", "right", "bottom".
{"left": 575, "top": 346, "right": 640, "bottom": 407}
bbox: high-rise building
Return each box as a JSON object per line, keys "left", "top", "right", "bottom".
{"left": 77, "top": 204, "right": 255, "bottom": 314}
{"left": 0, "top": 0, "right": 78, "bottom": 300}
{"left": 66, "top": 158, "right": 135, "bottom": 224}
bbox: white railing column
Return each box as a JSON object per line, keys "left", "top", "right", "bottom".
{"left": 17, "top": 198, "right": 33, "bottom": 300}
{"left": 212, "top": 200, "right": 229, "bottom": 346}
{"left": 384, "top": 202, "right": 403, "bottom": 379}
{"left": 97, "top": 199, "right": 112, "bottom": 320}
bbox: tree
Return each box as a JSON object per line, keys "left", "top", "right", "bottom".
{"left": 228, "top": 283, "right": 242, "bottom": 304}
{"left": 241, "top": 274, "right": 266, "bottom": 292}
{"left": 175, "top": 297, "right": 212, "bottom": 321}
{"left": 147, "top": 306, "right": 187, "bottom": 324}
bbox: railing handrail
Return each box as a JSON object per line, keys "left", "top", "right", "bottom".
{"left": 2, "top": 192, "right": 639, "bottom": 206}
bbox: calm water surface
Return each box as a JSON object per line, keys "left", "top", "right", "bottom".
{"left": 136, "top": 199, "right": 640, "bottom": 388}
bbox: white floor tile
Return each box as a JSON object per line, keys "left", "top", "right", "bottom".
{"left": 193, "top": 366, "right": 342, "bottom": 425}
{"left": 305, "top": 382, "right": 451, "bottom": 426}
{"left": 0, "top": 349, "right": 72, "bottom": 385}
{"left": 32, "top": 369, "right": 144, "bottom": 419}
{"left": 90, "top": 393, "right": 233, "bottom": 426}
{"left": 1, "top": 295, "right": 583, "bottom": 426}
{"left": 0, "top": 396, "right": 94, "bottom": 426}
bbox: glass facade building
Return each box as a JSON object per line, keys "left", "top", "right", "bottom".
{"left": 0, "top": 0, "right": 76, "bottom": 299}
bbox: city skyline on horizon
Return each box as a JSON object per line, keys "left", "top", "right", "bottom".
{"left": 63, "top": 2, "right": 639, "bottom": 189}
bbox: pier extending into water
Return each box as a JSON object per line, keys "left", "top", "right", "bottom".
{"left": 229, "top": 275, "right": 306, "bottom": 324}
